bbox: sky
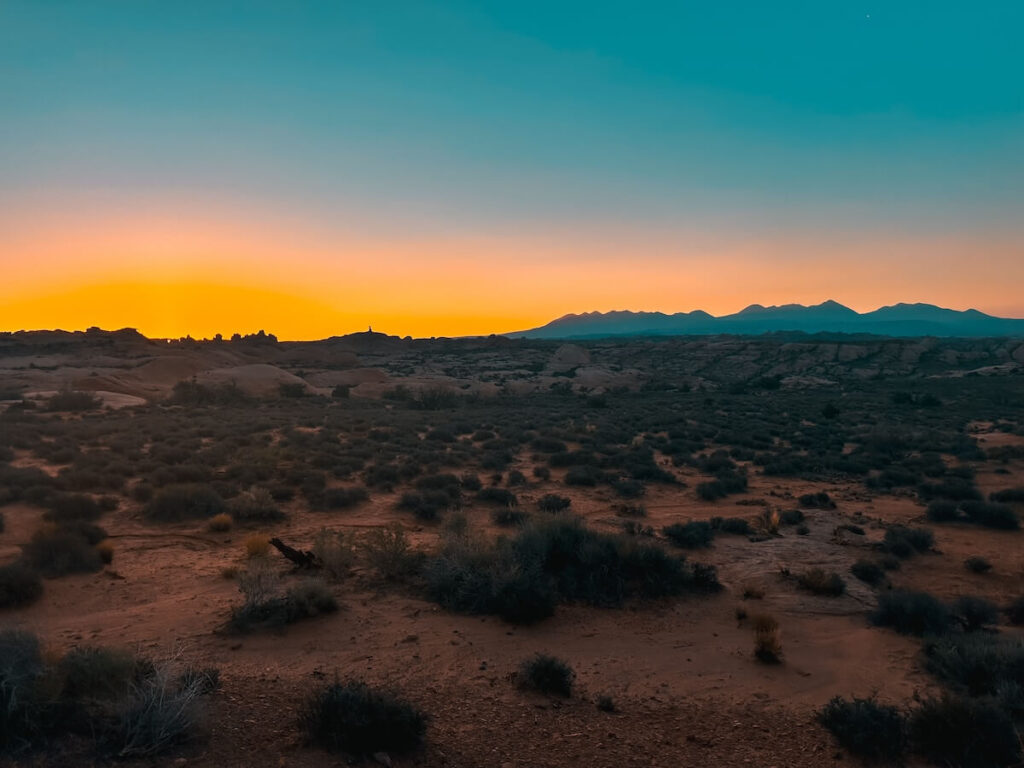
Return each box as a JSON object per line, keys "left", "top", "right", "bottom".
{"left": 1, "top": 0, "right": 1022, "bottom": 339}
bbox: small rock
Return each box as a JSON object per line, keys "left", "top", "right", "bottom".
{"left": 372, "top": 752, "right": 392, "bottom": 767}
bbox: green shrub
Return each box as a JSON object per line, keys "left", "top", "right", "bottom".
{"left": 663, "top": 521, "right": 714, "bottom": 549}
{"left": 819, "top": 695, "right": 905, "bottom": 762}
{"left": 301, "top": 681, "right": 426, "bottom": 756}
{"left": 519, "top": 654, "right": 574, "bottom": 697}
{"left": 871, "top": 590, "right": 951, "bottom": 636}
{"left": 0, "top": 562, "right": 43, "bottom": 609}
{"left": 909, "top": 695, "right": 1020, "bottom": 768}
{"left": 146, "top": 483, "right": 225, "bottom": 522}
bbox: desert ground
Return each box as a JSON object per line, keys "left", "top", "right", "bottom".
{"left": 2, "top": 328, "right": 1023, "bottom": 767}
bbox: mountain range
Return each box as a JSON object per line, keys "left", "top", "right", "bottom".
{"left": 509, "top": 301, "right": 1024, "bottom": 339}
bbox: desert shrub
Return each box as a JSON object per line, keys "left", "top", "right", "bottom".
{"left": 398, "top": 491, "right": 451, "bottom": 522}
{"left": 616, "top": 503, "right": 647, "bottom": 518}
{"left": 301, "top": 681, "right": 425, "bottom": 756}
{"left": 519, "top": 654, "right": 574, "bottom": 697}
{"left": 717, "top": 517, "right": 751, "bottom": 535}
{"left": 59, "top": 645, "right": 143, "bottom": 702}
{"left": 228, "top": 487, "right": 285, "bottom": 522}
{"left": 169, "top": 379, "right": 249, "bottom": 406}
{"left": 0, "top": 630, "right": 50, "bottom": 751}
{"left": 778, "top": 509, "right": 805, "bottom": 525}
{"left": 919, "top": 478, "right": 981, "bottom": 503}
{"left": 871, "top": 590, "right": 952, "bottom": 636}
{"left": 146, "top": 484, "right": 225, "bottom": 522}
{"left": 532, "top": 466, "right": 551, "bottom": 480}
{"left": 425, "top": 516, "right": 712, "bottom": 623}
{"left": 663, "top": 521, "right": 714, "bottom": 549}
{"left": 311, "top": 529, "right": 354, "bottom": 579}
{"left": 283, "top": 580, "right": 338, "bottom": 620}
{"left": 108, "top": 658, "right": 206, "bottom": 758}
{"left": 951, "top": 596, "right": 1000, "bottom": 632}
{"left": 797, "top": 568, "right": 846, "bottom": 597}
{"left": 926, "top": 499, "right": 960, "bottom": 522}
{"left": 1007, "top": 595, "right": 1024, "bottom": 625}
{"left": 207, "top": 513, "right": 233, "bottom": 532}
{"left": 491, "top": 506, "right": 528, "bottom": 526}
{"left": 596, "top": 695, "right": 616, "bottom": 712}
{"left": 0, "top": 562, "right": 43, "bottom": 609}
{"left": 798, "top": 492, "right": 835, "bottom": 509}
{"left": 990, "top": 487, "right": 1024, "bottom": 503}
{"left": 178, "top": 666, "right": 220, "bottom": 695}
{"left": 964, "top": 555, "right": 993, "bottom": 574}
{"left": 909, "top": 695, "right": 1020, "bottom": 768}
{"left": 612, "top": 478, "right": 645, "bottom": 498}
{"left": 850, "top": 559, "right": 885, "bottom": 586}
{"left": 46, "top": 391, "right": 100, "bottom": 412}
{"left": 322, "top": 485, "right": 369, "bottom": 510}
{"left": 507, "top": 469, "right": 526, "bottom": 486}
{"left": 22, "top": 523, "right": 103, "bottom": 577}
{"left": 460, "top": 472, "right": 482, "bottom": 490}
{"left": 795, "top": 523, "right": 810, "bottom": 535}
{"left": 922, "top": 633, "right": 1024, "bottom": 698}
{"left": 476, "top": 487, "right": 517, "bottom": 506}
{"left": 537, "top": 494, "right": 571, "bottom": 513}
{"left": 881, "top": 525, "right": 934, "bottom": 558}
{"left": 44, "top": 493, "right": 101, "bottom": 523}
{"left": 819, "top": 695, "right": 905, "bottom": 762}
{"left": 229, "top": 566, "right": 336, "bottom": 632}
{"left": 752, "top": 614, "right": 782, "bottom": 663}
{"left": 564, "top": 465, "right": 604, "bottom": 487}
{"left": 960, "top": 500, "right": 1019, "bottom": 530}
{"left": 362, "top": 525, "right": 423, "bottom": 581}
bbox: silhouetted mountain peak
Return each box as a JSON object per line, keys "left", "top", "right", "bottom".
{"left": 509, "top": 301, "right": 1024, "bottom": 339}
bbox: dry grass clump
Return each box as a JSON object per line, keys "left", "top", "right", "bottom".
{"left": 796, "top": 567, "right": 846, "bottom": 597}
{"left": 752, "top": 614, "right": 782, "bottom": 664}
{"left": 244, "top": 533, "right": 271, "bottom": 559}
{"left": 95, "top": 540, "right": 114, "bottom": 565}
{"left": 207, "top": 513, "right": 233, "bottom": 533}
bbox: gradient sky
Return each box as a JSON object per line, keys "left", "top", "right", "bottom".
{"left": 2, "top": 1, "right": 1022, "bottom": 339}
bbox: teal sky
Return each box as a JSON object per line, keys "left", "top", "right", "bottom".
{"left": 1, "top": 1, "right": 1023, "bottom": 335}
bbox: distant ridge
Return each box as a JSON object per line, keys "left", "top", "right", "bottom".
{"left": 509, "top": 301, "right": 1024, "bottom": 339}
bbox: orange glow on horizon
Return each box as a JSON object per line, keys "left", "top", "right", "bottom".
{"left": 3, "top": 208, "right": 1023, "bottom": 339}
